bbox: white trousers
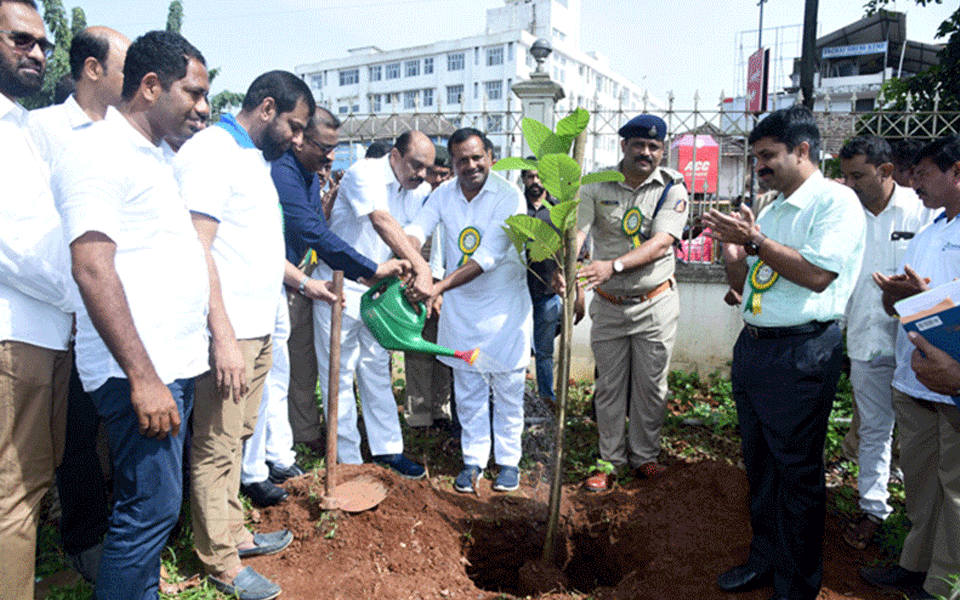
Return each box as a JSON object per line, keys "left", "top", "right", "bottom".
{"left": 850, "top": 356, "right": 897, "bottom": 520}
{"left": 454, "top": 368, "right": 525, "bottom": 468}
{"left": 241, "top": 291, "right": 297, "bottom": 485}
{"left": 314, "top": 303, "right": 403, "bottom": 464}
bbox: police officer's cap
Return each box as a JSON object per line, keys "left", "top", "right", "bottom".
{"left": 619, "top": 114, "right": 666, "bottom": 142}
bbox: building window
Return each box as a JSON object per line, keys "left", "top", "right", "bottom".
{"left": 484, "top": 80, "right": 502, "bottom": 100}
{"left": 309, "top": 73, "right": 322, "bottom": 89}
{"left": 371, "top": 94, "right": 381, "bottom": 112}
{"left": 423, "top": 57, "right": 434, "bottom": 74}
{"left": 486, "top": 114, "right": 503, "bottom": 132}
{"left": 403, "top": 90, "right": 418, "bottom": 109}
{"left": 352, "top": 104, "right": 360, "bottom": 113}
{"left": 385, "top": 62, "right": 400, "bottom": 79}
{"left": 384, "top": 93, "right": 392, "bottom": 105}
{"left": 508, "top": 42, "right": 514, "bottom": 62}
{"left": 474, "top": 82, "right": 479, "bottom": 99}
{"left": 446, "top": 84, "right": 463, "bottom": 105}
{"left": 422, "top": 88, "right": 434, "bottom": 107}
{"left": 553, "top": 28, "right": 567, "bottom": 43}
{"left": 338, "top": 106, "right": 348, "bottom": 114}
{"left": 486, "top": 46, "right": 503, "bottom": 66}
{"left": 474, "top": 47, "right": 480, "bottom": 65}
{"left": 447, "top": 52, "right": 464, "bottom": 71}
{"left": 338, "top": 68, "right": 359, "bottom": 86}
{"left": 369, "top": 65, "right": 382, "bottom": 81}
{"left": 405, "top": 59, "right": 420, "bottom": 77}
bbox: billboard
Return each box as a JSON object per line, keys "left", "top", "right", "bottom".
{"left": 746, "top": 48, "right": 769, "bottom": 114}
{"left": 674, "top": 134, "right": 719, "bottom": 194}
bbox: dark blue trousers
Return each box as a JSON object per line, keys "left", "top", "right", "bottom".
{"left": 89, "top": 377, "right": 194, "bottom": 600}
{"left": 731, "top": 323, "right": 842, "bottom": 600}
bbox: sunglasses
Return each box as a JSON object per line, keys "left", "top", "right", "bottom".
{"left": 303, "top": 136, "right": 337, "bottom": 155}
{"left": 0, "top": 29, "right": 54, "bottom": 59}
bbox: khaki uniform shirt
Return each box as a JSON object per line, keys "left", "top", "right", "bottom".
{"left": 577, "top": 165, "right": 689, "bottom": 295}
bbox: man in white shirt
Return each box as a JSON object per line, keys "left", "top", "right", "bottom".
{"left": 178, "top": 70, "right": 312, "bottom": 600}
{"left": 28, "top": 25, "right": 130, "bottom": 583}
{"left": 838, "top": 135, "right": 935, "bottom": 551}
{"left": 405, "top": 128, "right": 532, "bottom": 494}
{"left": 313, "top": 130, "right": 435, "bottom": 478}
{"left": 53, "top": 30, "right": 211, "bottom": 600}
{"left": 0, "top": 2, "right": 73, "bottom": 598}
{"left": 865, "top": 135, "right": 960, "bottom": 600}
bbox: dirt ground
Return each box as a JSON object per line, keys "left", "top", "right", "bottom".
{"left": 247, "top": 460, "right": 897, "bottom": 600}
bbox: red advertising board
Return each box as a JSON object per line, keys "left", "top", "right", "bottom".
{"left": 674, "top": 134, "right": 719, "bottom": 194}
{"left": 746, "top": 48, "right": 769, "bottom": 114}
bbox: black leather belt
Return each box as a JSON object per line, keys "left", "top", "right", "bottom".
{"left": 743, "top": 320, "right": 834, "bottom": 340}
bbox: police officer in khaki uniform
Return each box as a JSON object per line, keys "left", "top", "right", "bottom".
{"left": 576, "top": 114, "right": 688, "bottom": 491}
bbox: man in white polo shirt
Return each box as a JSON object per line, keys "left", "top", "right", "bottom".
{"left": 313, "top": 130, "right": 435, "bottom": 478}
{"left": 864, "top": 135, "right": 960, "bottom": 600}
{"left": 0, "top": 2, "right": 73, "bottom": 598}
{"left": 177, "top": 70, "right": 312, "bottom": 600}
{"left": 53, "top": 30, "right": 210, "bottom": 600}
{"left": 28, "top": 25, "right": 130, "bottom": 583}
{"left": 405, "top": 128, "right": 532, "bottom": 494}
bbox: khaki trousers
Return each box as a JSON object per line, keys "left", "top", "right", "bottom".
{"left": 286, "top": 289, "right": 322, "bottom": 442}
{"left": 892, "top": 389, "right": 960, "bottom": 598}
{"left": 590, "top": 287, "right": 679, "bottom": 468}
{"left": 0, "top": 341, "right": 69, "bottom": 600}
{"left": 191, "top": 336, "right": 272, "bottom": 574}
{"left": 403, "top": 314, "right": 451, "bottom": 427}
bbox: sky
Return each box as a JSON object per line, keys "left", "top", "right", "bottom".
{"left": 61, "top": 0, "right": 956, "bottom": 110}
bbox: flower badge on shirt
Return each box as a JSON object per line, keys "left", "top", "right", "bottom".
{"left": 745, "top": 260, "right": 779, "bottom": 315}
{"left": 458, "top": 226, "right": 481, "bottom": 267}
{"left": 622, "top": 207, "right": 644, "bottom": 248}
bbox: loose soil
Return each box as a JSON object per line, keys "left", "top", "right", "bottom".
{"left": 249, "top": 461, "right": 896, "bottom": 600}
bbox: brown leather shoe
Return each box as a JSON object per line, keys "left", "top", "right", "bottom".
{"left": 637, "top": 462, "right": 668, "bottom": 479}
{"left": 584, "top": 471, "right": 615, "bottom": 492}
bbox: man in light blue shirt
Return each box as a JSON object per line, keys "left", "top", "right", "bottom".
{"left": 703, "top": 106, "right": 865, "bottom": 600}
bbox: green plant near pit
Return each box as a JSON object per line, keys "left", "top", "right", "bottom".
{"left": 317, "top": 511, "right": 339, "bottom": 539}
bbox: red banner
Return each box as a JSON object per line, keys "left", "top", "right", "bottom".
{"left": 746, "top": 48, "right": 769, "bottom": 114}
{"left": 675, "top": 135, "right": 719, "bottom": 194}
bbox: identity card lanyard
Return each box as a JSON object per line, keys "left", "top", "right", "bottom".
{"left": 744, "top": 259, "right": 779, "bottom": 315}
{"left": 458, "top": 226, "right": 481, "bottom": 266}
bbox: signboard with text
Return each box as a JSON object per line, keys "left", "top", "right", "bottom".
{"left": 674, "top": 135, "right": 719, "bottom": 194}
{"left": 822, "top": 41, "right": 888, "bottom": 59}
{"left": 746, "top": 48, "right": 769, "bottom": 114}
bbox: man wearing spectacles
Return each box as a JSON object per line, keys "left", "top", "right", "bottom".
{"left": 0, "top": 2, "right": 73, "bottom": 598}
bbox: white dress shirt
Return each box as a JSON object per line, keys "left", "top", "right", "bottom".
{"left": 29, "top": 94, "right": 94, "bottom": 168}
{"left": 0, "top": 93, "right": 73, "bottom": 350}
{"left": 845, "top": 185, "right": 936, "bottom": 361}
{"left": 313, "top": 155, "right": 430, "bottom": 319}
{"left": 406, "top": 172, "right": 532, "bottom": 372}
{"left": 53, "top": 107, "right": 209, "bottom": 392}
{"left": 175, "top": 125, "right": 284, "bottom": 339}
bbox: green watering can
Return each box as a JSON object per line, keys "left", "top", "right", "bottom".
{"left": 360, "top": 277, "right": 478, "bottom": 365}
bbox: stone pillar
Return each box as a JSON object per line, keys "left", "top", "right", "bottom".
{"left": 511, "top": 38, "right": 565, "bottom": 157}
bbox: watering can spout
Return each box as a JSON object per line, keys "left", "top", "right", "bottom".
{"left": 361, "top": 277, "right": 477, "bottom": 364}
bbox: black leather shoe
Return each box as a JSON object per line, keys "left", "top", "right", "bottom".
{"left": 267, "top": 462, "right": 305, "bottom": 484}
{"left": 240, "top": 481, "right": 288, "bottom": 507}
{"left": 717, "top": 564, "right": 772, "bottom": 593}
{"left": 860, "top": 565, "right": 927, "bottom": 590}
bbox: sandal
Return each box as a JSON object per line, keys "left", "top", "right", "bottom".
{"left": 843, "top": 514, "right": 882, "bottom": 550}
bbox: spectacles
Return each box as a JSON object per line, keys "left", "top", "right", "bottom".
{"left": 303, "top": 136, "right": 337, "bottom": 155}
{"left": 0, "top": 29, "right": 54, "bottom": 59}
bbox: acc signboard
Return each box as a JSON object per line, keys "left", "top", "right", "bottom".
{"left": 746, "top": 48, "right": 769, "bottom": 114}
{"left": 674, "top": 134, "right": 719, "bottom": 194}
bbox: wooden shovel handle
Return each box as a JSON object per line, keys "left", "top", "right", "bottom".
{"left": 325, "top": 271, "right": 344, "bottom": 498}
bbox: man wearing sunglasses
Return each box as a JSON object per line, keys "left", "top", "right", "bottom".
{"left": 0, "top": 2, "right": 73, "bottom": 598}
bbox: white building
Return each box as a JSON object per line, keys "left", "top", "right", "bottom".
{"left": 295, "top": 0, "right": 656, "bottom": 167}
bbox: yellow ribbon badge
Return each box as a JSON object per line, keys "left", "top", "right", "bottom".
{"left": 621, "top": 207, "right": 644, "bottom": 248}
{"left": 457, "top": 226, "right": 481, "bottom": 267}
{"left": 744, "top": 259, "right": 779, "bottom": 315}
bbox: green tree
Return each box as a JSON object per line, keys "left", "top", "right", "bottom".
{"left": 166, "top": 0, "right": 184, "bottom": 34}
{"left": 69, "top": 6, "right": 86, "bottom": 36}
{"left": 21, "top": 0, "right": 74, "bottom": 108}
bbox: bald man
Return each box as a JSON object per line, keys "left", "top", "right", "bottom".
{"left": 28, "top": 24, "right": 130, "bottom": 583}
{"left": 312, "top": 130, "right": 435, "bottom": 478}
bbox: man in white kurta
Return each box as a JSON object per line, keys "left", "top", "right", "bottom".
{"left": 406, "top": 128, "right": 532, "bottom": 493}
{"left": 313, "top": 131, "right": 434, "bottom": 477}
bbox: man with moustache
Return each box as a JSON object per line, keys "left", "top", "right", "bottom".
{"left": 405, "top": 128, "right": 532, "bottom": 494}
{"left": 176, "top": 70, "right": 313, "bottom": 600}
{"left": 272, "top": 107, "right": 408, "bottom": 458}
{"left": 313, "top": 130, "right": 434, "bottom": 477}
{"left": 703, "top": 106, "right": 864, "bottom": 600}
{"left": 52, "top": 30, "right": 211, "bottom": 600}
{"left": 576, "top": 114, "right": 689, "bottom": 491}
{"left": 865, "top": 136, "right": 960, "bottom": 600}
{"left": 837, "top": 135, "right": 934, "bottom": 551}
{"left": 0, "top": 2, "right": 73, "bottom": 597}
{"left": 27, "top": 23, "right": 131, "bottom": 584}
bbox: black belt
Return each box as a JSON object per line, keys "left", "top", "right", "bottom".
{"left": 743, "top": 320, "right": 834, "bottom": 340}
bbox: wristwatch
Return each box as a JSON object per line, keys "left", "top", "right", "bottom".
{"left": 613, "top": 259, "right": 625, "bottom": 273}
{"left": 744, "top": 233, "right": 766, "bottom": 256}
{"left": 298, "top": 275, "right": 310, "bottom": 294}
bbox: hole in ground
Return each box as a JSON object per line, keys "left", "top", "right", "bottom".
{"left": 463, "top": 513, "right": 633, "bottom": 596}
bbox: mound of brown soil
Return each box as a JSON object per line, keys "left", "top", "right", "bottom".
{"left": 248, "top": 462, "right": 891, "bottom": 600}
